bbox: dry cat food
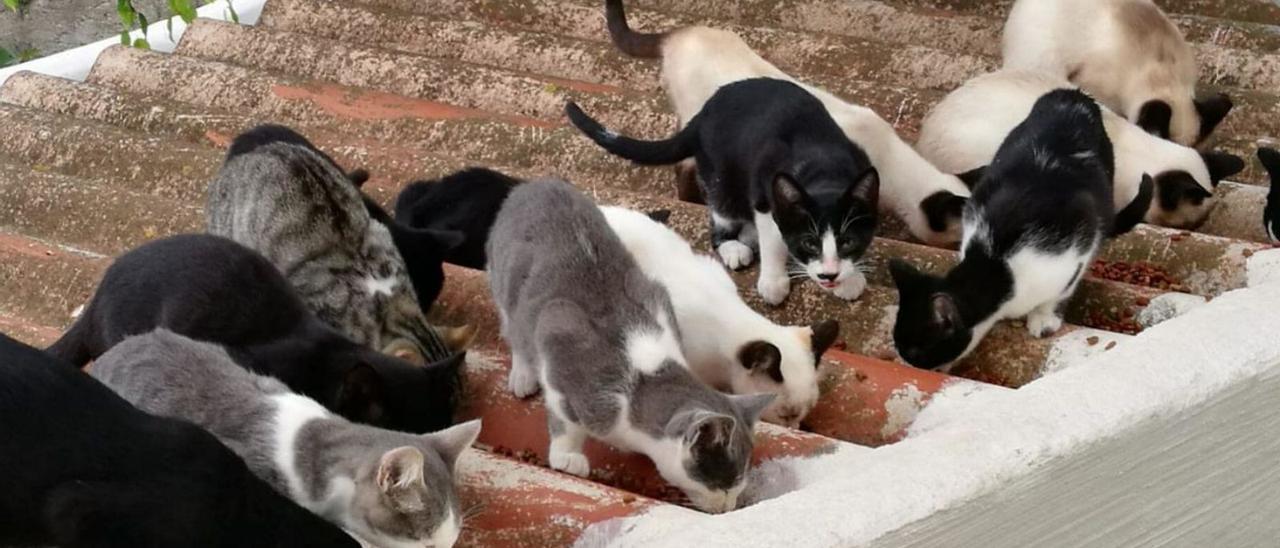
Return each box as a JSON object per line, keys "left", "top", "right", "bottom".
{"left": 1089, "top": 260, "right": 1185, "bottom": 291}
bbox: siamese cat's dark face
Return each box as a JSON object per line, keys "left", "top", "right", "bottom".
{"left": 1147, "top": 151, "right": 1245, "bottom": 229}
{"left": 1259, "top": 147, "right": 1280, "bottom": 243}
{"left": 771, "top": 169, "right": 879, "bottom": 291}
{"left": 889, "top": 260, "right": 972, "bottom": 370}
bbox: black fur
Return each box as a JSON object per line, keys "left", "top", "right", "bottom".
{"left": 955, "top": 166, "right": 986, "bottom": 189}
{"left": 1259, "top": 147, "right": 1280, "bottom": 243}
{"left": 0, "top": 332, "right": 357, "bottom": 548}
{"left": 46, "top": 234, "right": 464, "bottom": 434}
{"left": 1113, "top": 175, "right": 1155, "bottom": 236}
{"left": 566, "top": 78, "right": 879, "bottom": 278}
{"left": 645, "top": 209, "right": 673, "bottom": 225}
{"left": 1194, "top": 92, "right": 1233, "bottom": 144}
{"left": 394, "top": 167, "right": 520, "bottom": 270}
{"left": 891, "top": 89, "right": 1120, "bottom": 369}
{"left": 1136, "top": 100, "right": 1173, "bottom": 140}
{"left": 919, "top": 191, "right": 968, "bottom": 233}
{"left": 604, "top": 0, "right": 666, "bottom": 58}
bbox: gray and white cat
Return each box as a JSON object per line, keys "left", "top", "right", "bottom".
{"left": 487, "top": 179, "right": 774, "bottom": 513}
{"left": 91, "top": 329, "right": 481, "bottom": 548}
{"left": 206, "top": 126, "right": 458, "bottom": 365}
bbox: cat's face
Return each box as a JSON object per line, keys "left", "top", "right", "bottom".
{"left": 657, "top": 394, "right": 774, "bottom": 513}
{"left": 1135, "top": 94, "right": 1232, "bottom": 147}
{"left": 732, "top": 320, "right": 840, "bottom": 427}
{"left": 1258, "top": 147, "right": 1280, "bottom": 243}
{"left": 335, "top": 351, "right": 466, "bottom": 434}
{"left": 351, "top": 421, "right": 481, "bottom": 548}
{"left": 771, "top": 170, "right": 878, "bottom": 292}
{"left": 889, "top": 260, "right": 972, "bottom": 370}
{"left": 1146, "top": 152, "right": 1244, "bottom": 229}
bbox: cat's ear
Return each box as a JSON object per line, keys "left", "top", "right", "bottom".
{"left": 737, "top": 340, "right": 783, "bottom": 382}
{"left": 686, "top": 413, "right": 734, "bottom": 449}
{"left": 346, "top": 168, "right": 371, "bottom": 188}
{"left": 921, "top": 191, "right": 968, "bottom": 233}
{"left": 424, "top": 419, "right": 482, "bottom": 471}
{"left": 929, "top": 294, "right": 963, "bottom": 336}
{"left": 1136, "top": 100, "right": 1173, "bottom": 139}
{"left": 376, "top": 446, "right": 427, "bottom": 511}
{"left": 955, "top": 166, "right": 986, "bottom": 189}
{"left": 383, "top": 338, "right": 425, "bottom": 365}
{"left": 845, "top": 167, "right": 880, "bottom": 211}
{"left": 729, "top": 393, "right": 777, "bottom": 426}
{"left": 888, "top": 258, "right": 930, "bottom": 293}
{"left": 1259, "top": 148, "right": 1280, "bottom": 187}
{"left": 405, "top": 227, "right": 466, "bottom": 254}
{"left": 771, "top": 174, "right": 807, "bottom": 214}
{"left": 1194, "top": 93, "right": 1232, "bottom": 142}
{"left": 1201, "top": 151, "right": 1245, "bottom": 185}
{"left": 336, "top": 364, "right": 386, "bottom": 422}
{"left": 809, "top": 319, "right": 841, "bottom": 360}
{"left": 646, "top": 209, "right": 673, "bottom": 225}
{"left": 443, "top": 324, "right": 478, "bottom": 352}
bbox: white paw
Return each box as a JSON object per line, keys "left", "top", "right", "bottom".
{"left": 549, "top": 450, "right": 590, "bottom": 477}
{"left": 757, "top": 274, "right": 791, "bottom": 306}
{"left": 507, "top": 357, "right": 540, "bottom": 398}
{"left": 1026, "top": 311, "right": 1063, "bottom": 338}
{"left": 717, "top": 241, "right": 754, "bottom": 270}
{"left": 831, "top": 272, "right": 867, "bottom": 301}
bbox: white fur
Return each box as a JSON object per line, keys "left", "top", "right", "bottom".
{"left": 361, "top": 275, "right": 400, "bottom": 297}
{"left": 916, "top": 69, "right": 1217, "bottom": 228}
{"left": 626, "top": 312, "right": 685, "bottom": 375}
{"left": 1003, "top": 0, "right": 1201, "bottom": 146}
{"left": 805, "top": 229, "right": 866, "bottom": 301}
{"left": 270, "top": 393, "right": 332, "bottom": 505}
{"left": 753, "top": 211, "right": 792, "bottom": 305}
{"left": 601, "top": 206, "right": 822, "bottom": 426}
{"left": 659, "top": 26, "right": 970, "bottom": 246}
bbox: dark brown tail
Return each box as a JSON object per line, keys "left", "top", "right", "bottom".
{"left": 605, "top": 0, "right": 666, "bottom": 58}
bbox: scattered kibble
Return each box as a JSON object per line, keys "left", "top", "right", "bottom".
{"left": 1090, "top": 260, "right": 1182, "bottom": 291}
{"left": 1135, "top": 296, "right": 1150, "bottom": 306}
{"left": 1105, "top": 341, "right": 1117, "bottom": 350}
{"left": 622, "top": 494, "right": 637, "bottom": 504}
{"left": 1086, "top": 336, "right": 1100, "bottom": 346}
{"left": 1244, "top": 249, "right": 1255, "bottom": 258}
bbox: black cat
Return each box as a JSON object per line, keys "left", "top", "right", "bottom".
{"left": 566, "top": 77, "right": 879, "bottom": 306}
{"left": 1259, "top": 147, "right": 1280, "bottom": 243}
{"left": 47, "top": 234, "right": 464, "bottom": 434}
{"left": 0, "top": 332, "right": 358, "bottom": 548}
{"left": 394, "top": 167, "right": 521, "bottom": 269}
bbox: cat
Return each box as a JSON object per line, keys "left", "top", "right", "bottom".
{"left": 0, "top": 331, "right": 359, "bottom": 548}
{"left": 916, "top": 70, "right": 1243, "bottom": 229}
{"left": 394, "top": 167, "right": 522, "bottom": 269}
{"left": 89, "top": 329, "right": 480, "bottom": 548}
{"left": 47, "top": 234, "right": 465, "bottom": 434}
{"left": 891, "top": 89, "right": 1128, "bottom": 370}
{"left": 603, "top": 0, "right": 971, "bottom": 247}
{"left": 1260, "top": 147, "right": 1280, "bottom": 243}
{"left": 600, "top": 205, "right": 840, "bottom": 427}
{"left": 1002, "top": 0, "right": 1232, "bottom": 147}
{"left": 208, "top": 124, "right": 465, "bottom": 365}
{"left": 486, "top": 179, "right": 775, "bottom": 513}
{"left": 566, "top": 77, "right": 880, "bottom": 306}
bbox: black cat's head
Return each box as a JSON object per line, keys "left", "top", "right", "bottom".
{"left": 1147, "top": 151, "right": 1244, "bottom": 229}
{"left": 889, "top": 259, "right": 972, "bottom": 370}
{"left": 334, "top": 349, "right": 466, "bottom": 433}
{"left": 771, "top": 168, "right": 879, "bottom": 291}
{"left": 1259, "top": 147, "right": 1280, "bottom": 243}
{"left": 1136, "top": 93, "right": 1232, "bottom": 147}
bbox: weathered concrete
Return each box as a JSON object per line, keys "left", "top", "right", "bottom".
{"left": 0, "top": 233, "right": 105, "bottom": 329}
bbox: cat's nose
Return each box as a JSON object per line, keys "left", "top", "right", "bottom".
{"left": 817, "top": 272, "right": 838, "bottom": 282}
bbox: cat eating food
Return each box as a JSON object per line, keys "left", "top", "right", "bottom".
{"left": 208, "top": 124, "right": 466, "bottom": 365}
{"left": 47, "top": 234, "right": 464, "bottom": 434}
{"left": 395, "top": 167, "right": 522, "bottom": 270}
{"left": 601, "top": 205, "right": 840, "bottom": 427}
{"left": 892, "top": 90, "right": 1141, "bottom": 370}
{"left": 487, "top": 179, "right": 774, "bottom": 512}
{"left": 90, "top": 329, "right": 479, "bottom": 548}
{"left": 566, "top": 77, "right": 879, "bottom": 306}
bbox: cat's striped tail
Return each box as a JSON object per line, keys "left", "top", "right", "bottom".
{"left": 565, "top": 101, "right": 699, "bottom": 166}
{"left": 605, "top": 0, "right": 667, "bottom": 58}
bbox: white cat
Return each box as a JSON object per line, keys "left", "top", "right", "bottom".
{"left": 1002, "top": 0, "right": 1232, "bottom": 147}
{"left": 600, "top": 206, "right": 841, "bottom": 427}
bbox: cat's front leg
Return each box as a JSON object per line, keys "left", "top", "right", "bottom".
{"left": 1025, "top": 299, "right": 1064, "bottom": 338}
{"left": 710, "top": 212, "right": 755, "bottom": 271}
{"left": 753, "top": 211, "right": 791, "bottom": 305}
{"left": 546, "top": 411, "right": 590, "bottom": 477}
{"left": 507, "top": 352, "right": 541, "bottom": 398}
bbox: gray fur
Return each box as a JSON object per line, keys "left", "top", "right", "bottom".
{"left": 486, "top": 179, "right": 772, "bottom": 512}
{"left": 90, "top": 330, "right": 479, "bottom": 547}
{"left": 206, "top": 142, "right": 450, "bottom": 363}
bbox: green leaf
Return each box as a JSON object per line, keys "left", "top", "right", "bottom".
{"left": 3, "top": 0, "right": 19, "bottom": 13}
{"left": 167, "top": 17, "right": 175, "bottom": 42}
{"left": 137, "top": 11, "right": 149, "bottom": 34}
{"left": 0, "top": 47, "right": 15, "bottom": 68}
{"left": 226, "top": 0, "right": 239, "bottom": 24}
{"left": 133, "top": 38, "right": 150, "bottom": 50}
{"left": 16, "top": 47, "right": 39, "bottom": 62}
{"left": 120, "top": 31, "right": 131, "bottom": 46}
{"left": 117, "top": 0, "right": 136, "bottom": 28}
{"left": 169, "top": 0, "right": 196, "bottom": 23}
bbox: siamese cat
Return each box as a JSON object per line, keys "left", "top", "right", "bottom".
{"left": 487, "top": 179, "right": 774, "bottom": 512}
{"left": 1003, "top": 0, "right": 1232, "bottom": 147}
{"left": 917, "top": 70, "right": 1244, "bottom": 229}
{"left": 893, "top": 90, "right": 1133, "bottom": 370}
{"left": 601, "top": 205, "right": 841, "bottom": 427}
{"left": 604, "top": 0, "right": 971, "bottom": 247}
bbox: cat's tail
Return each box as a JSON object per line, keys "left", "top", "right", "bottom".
{"left": 565, "top": 101, "right": 698, "bottom": 166}
{"left": 46, "top": 315, "right": 94, "bottom": 368}
{"left": 605, "top": 0, "right": 667, "bottom": 58}
{"left": 1111, "top": 174, "right": 1154, "bottom": 237}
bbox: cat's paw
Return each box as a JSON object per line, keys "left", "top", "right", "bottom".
{"left": 507, "top": 359, "right": 541, "bottom": 399}
{"left": 757, "top": 274, "right": 791, "bottom": 306}
{"left": 1026, "top": 311, "right": 1063, "bottom": 338}
{"left": 717, "top": 241, "right": 755, "bottom": 271}
{"left": 830, "top": 272, "right": 867, "bottom": 301}
{"left": 549, "top": 451, "right": 590, "bottom": 477}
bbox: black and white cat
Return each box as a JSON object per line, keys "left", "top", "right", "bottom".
{"left": 91, "top": 330, "right": 479, "bottom": 548}
{"left": 1002, "top": 0, "right": 1232, "bottom": 147}
{"left": 487, "top": 179, "right": 774, "bottom": 512}
{"left": 394, "top": 167, "right": 521, "bottom": 269}
{"left": 603, "top": 0, "right": 971, "bottom": 247}
{"left": 1260, "top": 147, "right": 1280, "bottom": 243}
{"left": 600, "top": 205, "right": 840, "bottom": 427}
{"left": 0, "top": 332, "right": 359, "bottom": 548}
{"left": 917, "top": 70, "right": 1243, "bottom": 229}
{"left": 892, "top": 89, "right": 1138, "bottom": 370}
{"left": 48, "top": 234, "right": 465, "bottom": 434}
{"left": 567, "top": 77, "right": 880, "bottom": 305}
